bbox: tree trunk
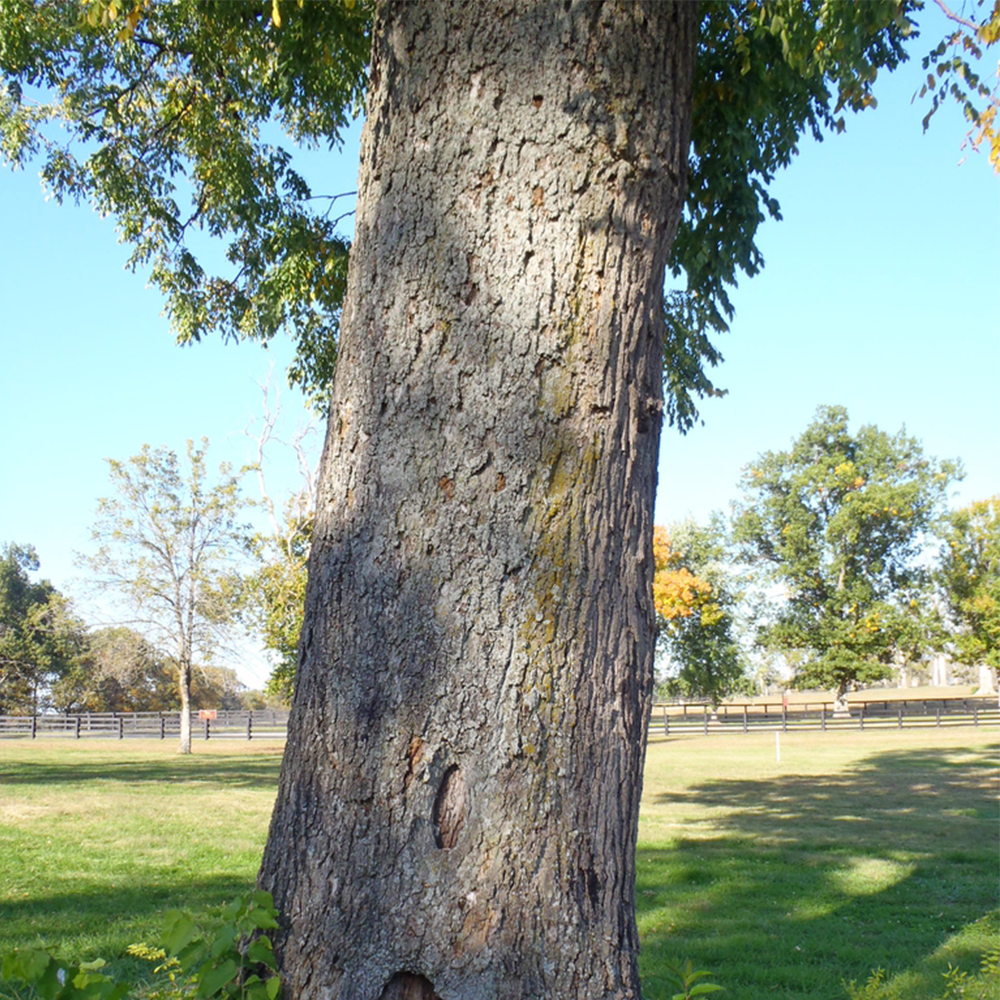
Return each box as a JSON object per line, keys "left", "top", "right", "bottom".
{"left": 259, "top": 3, "right": 696, "bottom": 999}
{"left": 178, "top": 659, "right": 192, "bottom": 754}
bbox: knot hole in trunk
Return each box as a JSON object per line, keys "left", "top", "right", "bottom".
{"left": 378, "top": 972, "right": 440, "bottom": 1000}
{"left": 432, "top": 764, "right": 466, "bottom": 849}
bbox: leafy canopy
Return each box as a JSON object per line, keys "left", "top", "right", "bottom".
{"left": 0, "top": 542, "right": 84, "bottom": 714}
{"left": 732, "top": 405, "right": 960, "bottom": 698}
{"left": 0, "top": 0, "right": 369, "bottom": 410}
{"left": 240, "top": 495, "right": 310, "bottom": 705}
{"left": 4, "top": 1, "right": 994, "bottom": 425}
{"left": 653, "top": 520, "right": 747, "bottom": 705}
{"left": 52, "top": 625, "right": 257, "bottom": 713}
{"left": 937, "top": 496, "right": 1000, "bottom": 670}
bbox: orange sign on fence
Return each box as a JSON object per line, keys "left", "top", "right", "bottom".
{"left": 198, "top": 709, "right": 217, "bottom": 720}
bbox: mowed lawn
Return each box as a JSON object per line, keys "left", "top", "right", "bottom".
{"left": 1, "top": 729, "right": 997, "bottom": 999}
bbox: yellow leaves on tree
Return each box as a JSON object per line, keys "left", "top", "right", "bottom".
{"left": 652, "top": 526, "right": 721, "bottom": 628}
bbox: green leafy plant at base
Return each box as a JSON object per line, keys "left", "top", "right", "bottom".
{"left": 844, "top": 944, "right": 1000, "bottom": 1000}
{"left": 0, "top": 891, "right": 281, "bottom": 1000}
{"left": 660, "top": 959, "right": 724, "bottom": 1000}
{"left": 0, "top": 954, "right": 129, "bottom": 1000}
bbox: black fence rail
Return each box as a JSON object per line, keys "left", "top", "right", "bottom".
{"left": 652, "top": 695, "right": 1000, "bottom": 737}
{"left": 2, "top": 697, "right": 996, "bottom": 742}
{"left": 0, "top": 709, "right": 290, "bottom": 740}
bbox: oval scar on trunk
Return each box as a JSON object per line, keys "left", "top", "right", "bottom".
{"left": 432, "top": 764, "right": 466, "bottom": 849}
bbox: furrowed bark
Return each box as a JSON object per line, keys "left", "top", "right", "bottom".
{"left": 259, "top": 3, "right": 696, "bottom": 998}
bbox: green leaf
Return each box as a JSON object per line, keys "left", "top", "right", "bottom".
{"left": 209, "top": 925, "right": 238, "bottom": 960}
{"left": 175, "top": 941, "right": 209, "bottom": 975}
{"left": 34, "top": 958, "right": 65, "bottom": 1000}
{"left": 248, "top": 908, "right": 280, "bottom": 930}
{"left": 245, "top": 938, "right": 277, "bottom": 971}
{"left": 162, "top": 911, "right": 199, "bottom": 956}
{"left": 196, "top": 960, "right": 239, "bottom": 999}
{"left": 251, "top": 890, "right": 276, "bottom": 911}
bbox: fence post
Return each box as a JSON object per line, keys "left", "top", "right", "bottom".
{"left": 204, "top": 718, "right": 211, "bottom": 740}
{"left": 118, "top": 716, "right": 124, "bottom": 740}
{"left": 897, "top": 705, "right": 903, "bottom": 729}
{"left": 859, "top": 707, "right": 865, "bottom": 731}
{"left": 821, "top": 707, "right": 826, "bottom": 732}
{"left": 781, "top": 705, "right": 787, "bottom": 732}
{"left": 247, "top": 714, "right": 253, "bottom": 741}
{"left": 743, "top": 706, "right": 748, "bottom": 734}
{"left": 31, "top": 715, "right": 37, "bottom": 739}
{"left": 75, "top": 716, "right": 82, "bottom": 739}
{"left": 703, "top": 709, "right": 709, "bottom": 735}
{"left": 974, "top": 706, "right": 979, "bottom": 727}
{"left": 664, "top": 710, "right": 669, "bottom": 737}
{"left": 936, "top": 707, "right": 941, "bottom": 727}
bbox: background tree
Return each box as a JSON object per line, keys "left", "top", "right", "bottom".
{"left": 240, "top": 511, "right": 310, "bottom": 705}
{"left": 52, "top": 625, "right": 177, "bottom": 713}
{"left": 238, "top": 387, "right": 317, "bottom": 704}
{"left": 653, "top": 519, "right": 747, "bottom": 706}
{"left": 0, "top": 543, "right": 83, "bottom": 714}
{"left": 82, "top": 440, "right": 247, "bottom": 753}
{"left": 733, "top": 405, "right": 960, "bottom": 711}
{"left": 54, "top": 625, "right": 260, "bottom": 713}
{"left": 937, "top": 496, "right": 1000, "bottom": 686}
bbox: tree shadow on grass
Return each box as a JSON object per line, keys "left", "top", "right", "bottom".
{"left": 2, "top": 876, "right": 255, "bottom": 942}
{"left": 636, "top": 743, "right": 999, "bottom": 1000}
{"left": 0, "top": 753, "right": 283, "bottom": 789}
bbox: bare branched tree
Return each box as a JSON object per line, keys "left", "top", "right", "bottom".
{"left": 81, "top": 439, "right": 247, "bottom": 753}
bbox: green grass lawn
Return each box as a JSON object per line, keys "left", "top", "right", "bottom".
{"left": 638, "top": 730, "right": 999, "bottom": 999}
{"left": 1, "top": 729, "right": 997, "bottom": 999}
{"left": 0, "top": 741, "right": 285, "bottom": 987}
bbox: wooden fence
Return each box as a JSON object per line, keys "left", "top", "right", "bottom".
{"left": 1, "top": 696, "right": 996, "bottom": 742}
{"left": 652, "top": 695, "right": 1000, "bottom": 736}
{"left": 0, "top": 708, "right": 290, "bottom": 740}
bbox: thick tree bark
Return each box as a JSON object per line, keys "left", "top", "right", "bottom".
{"left": 259, "top": 3, "right": 696, "bottom": 998}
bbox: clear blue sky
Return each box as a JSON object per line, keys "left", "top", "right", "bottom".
{"left": 1, "top": 7, "right": 997, "bottom": 687}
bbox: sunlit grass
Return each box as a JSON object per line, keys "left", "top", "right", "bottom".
{"left": 1, "top": 729, "right": 997, "bottom": 999}
{"left": 0, "top": 740, "right": 284, "bottom": 981}
{"left": 637, "top": 729, "right": 1000, "bottom": 999}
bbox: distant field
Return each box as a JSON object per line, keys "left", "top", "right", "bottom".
{"left": 736, "top": 684, "right": 986, "bottom": 705}
{"left": 1, "top": 730, "right": 997, "bottom": 1000}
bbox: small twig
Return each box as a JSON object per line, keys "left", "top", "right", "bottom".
{"left": 933, "top": 0, "right": 984, "bottom": 34}
{"left": 327, "top": 208, "right": 356, "bottom": 228}
{"left": 307, "top": 191, "right": 358, "bottom": 202}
